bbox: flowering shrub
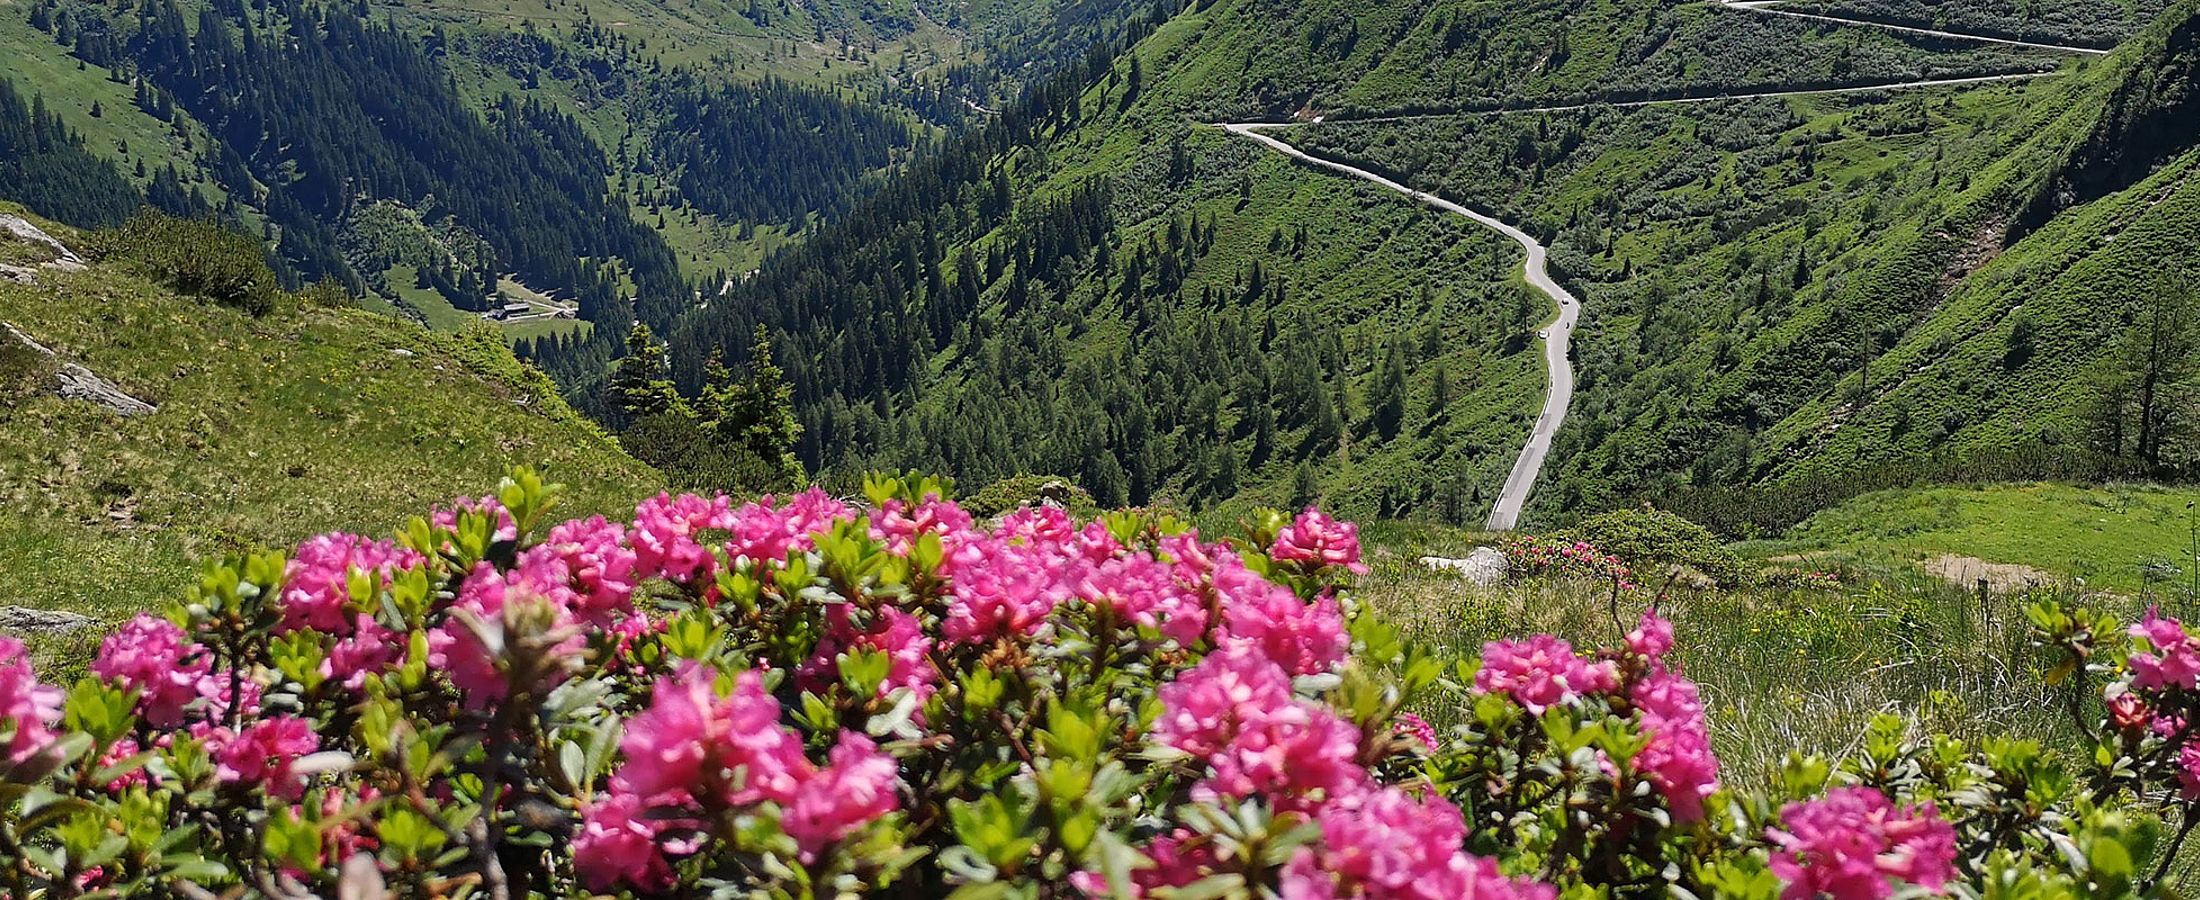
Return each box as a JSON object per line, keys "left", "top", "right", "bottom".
{"left": 0, "top": 471, "right": 2186, "bottom": 897}
{"left": 1497, "top": 534, "right": 1636, "bottom": 589}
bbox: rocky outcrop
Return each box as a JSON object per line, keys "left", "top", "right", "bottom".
{"left": 0, "top": 606, "right": 94, "bottom": 635}
{"left": 4, "top": 322, "right": 157, "bottom": 417}
{"left": 1421, "top": 547, "right": 1510, "bottom": 586}
{"left": 0, "top": 213, "right": 83, "bottom": 265}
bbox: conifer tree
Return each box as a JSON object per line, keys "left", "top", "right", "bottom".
{"left": 713, "top": 325, "right": 805, "bottom": 486}
{"left": 609, "top": 323, "right": 685, "bottom": 419}
{"left": 1371, "top": 342, "right": 1408, "bottom": 439}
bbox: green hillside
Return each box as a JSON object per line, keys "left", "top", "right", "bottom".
{"left": 1129, "top": 0, "right": 2047, "bottom": 118}
{"left": 1288, "top": 0, "right": 2200, "bottom": 531}
{"left": 1798, "top": 0, "right": 2170, "bottom": 48}
{"left": 658, "top": 0, "right": 2131, "bottom": 525}
{"left": 1749, "top": 481, "right": 2200, "bottom": 594}
{"left": 0, "top": 206, "right": 662, "bottom": 642}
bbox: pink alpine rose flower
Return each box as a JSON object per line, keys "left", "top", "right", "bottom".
{"left": 210, "top": 716, "right": 320, "bottom": 800}
{"left": 572, "top": 790, "right": 681, "bottom": 892}
{"left": 1286, "top": 786, "right": 1556, "bottom": 900}
{"left": 2130, "top": 608, "right": 2200, "bottom": 692}
{"left": 92, "top": 613, "right": 211, "bottom": 728}
{"left": 541, "top": 515, "right": 640, "bottom": 622}
{"left": 1271, "top": 508, "right": 1369, "bottom": 575}
{"left": 801, "top": 606, "right": 938, "bottom": 701}
{"left": 278, "top": 533, "right": 420, "bottom": 634}
{"left": 1220, "top": 582, "right": 1348, "bottom": 676}
{"left": 942, "top": 536, "right": 1062, "bottom": 643}
{"left": 1076, "top": 553, "right": 1208, "bottom": 645}
{"left": 632, "top": 492, "right": 734, "bottom": 583}
{"left": 1769, "top": 787, "right": 1957, "bottom": 900}
{"left": 1626, "top": 608, "right": 1675, "bottom": 661}
{"left": 430, "top": 555, "right": 585, "bottom": 710}
{"left": 1151, "top": 644, "right": 1297, "bottom": 758}
{"left": 726, "top": 488, "right": 855, "bottom": 567}
{"left": 1195, "top": 701, "right": 1367, "bottom": 811}
{"left": 1631, "top": 672, "right": 1721, "bottom": 822}
{"left": 1474, "top": 635, "right": 1609, "bottom": 714}
{"left": 324, "top": 613, "right": 402, "bottom": 690}
{"left": 613, "top": 667, "right": 811, "bottom": 808}
{"left": 781, "top": 732, "right": 902, "bottom": 860}
{"left": 0, "top": 637, "right": 61, "bottom": 763}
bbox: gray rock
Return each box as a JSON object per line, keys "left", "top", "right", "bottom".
{"left": 0, "top": 606, "right": 95, "bottom": 635}
{"left": 4, "top": 322, "right": 157, "bottom": 417}
{"left": 0, "top": 213, "right": 81, "bottom": 264}
{"left": 1421, "top": 546, "right": 1511, "bottom": 586}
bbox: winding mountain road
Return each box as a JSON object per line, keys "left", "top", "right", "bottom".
{"left": 1221, "top": 123, "right": 1577, "bottom": 531}
{"left": 1224, "top": 51, "right": 2089, "bottom": 527}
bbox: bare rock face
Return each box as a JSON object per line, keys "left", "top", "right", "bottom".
{"left": 0, "top": 606, "right": 95, "bottom": 635}
{"left": 0, "top": 213, "right": 83, "bottom": 265}
{"left": 1421, "top": 546, "right": 1510, "bottom": 586}
{"left": 4, "top": 322, "right": 158, "bottom": 417}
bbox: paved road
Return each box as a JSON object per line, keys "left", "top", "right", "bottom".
{"left": 1221, "top": 124, "right": 1577, "bottom": 531}
{"left": 1263, "top": 71, "right": 2057, "bottom": 128}
{"left": 1721, "top": 0, "right": 2110, "bottom": 55}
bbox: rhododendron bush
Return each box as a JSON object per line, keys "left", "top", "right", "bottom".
{"left": 0, "top": 470, "right": 2188, "bottom": 898}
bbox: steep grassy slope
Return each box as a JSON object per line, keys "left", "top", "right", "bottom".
{"left": 1292, "top": 0, "right": 2200, "bottom": 531}
{"left": 1127, "top": 0, "right": 2047, "bottom": 118}
{"left": 0, "top": 207, "right": 662, "bottom": 635}
{"left": 1751, "top": 481, "right": 2200, "bottom": 593}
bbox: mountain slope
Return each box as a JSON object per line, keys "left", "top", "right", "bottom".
{"left": 648, "top": 0, "right": 2070, "bottom": 523}
{"left": 0, "top": 206, "right": 662, "bottom": 633}
{"left": 1292, "top": 0, "right": 2200, "bottom": 532}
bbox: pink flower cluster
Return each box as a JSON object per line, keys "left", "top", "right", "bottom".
{"left": 1134, "top": 552, "right": 1518, "bottom": 899}
{"left": 92, "top": 614, "right": 213, "bottom": 728}
{"left": 0, "top": 637, "right": 60, "bottom": 762}
{"left": 279, "top": 533, "right": 422, "bottom": 634}
{"left": 631, "top": 492, "right": 735, "bottom": 583}
{"left": 1152, "top": 644, "right": 1366, "bottom": 810}
{"left": 1272, "top": 508, "right": 1370, "bottom": 575}
{"left": 577, "top": 667, "right": 901, "bottom": 890}
{"left": 1768, "top": 787, "right": 1957, "bottom": 900}
{"left": 428, "top": 553, "right": 590, "bottom": 709}
{"left": 1497, "top": 535, "right": 1633, "bottom": 589}
{"left": 206, "top": 716, "right": 321, "bottom": 800}
{"left": 1632, "top": 672, "right": 1720, "bottom": 822}
{"left": 2129, "top": 608, "right": 2200, "bottom": 692}
{"left": 2109, "top": 609, "right": 2200, "bottom": 798}
{"left": 1473, "top": 634, "right": 1615, "bottom": 714}
{"left": 729, "top": 488, "right": 855, "bottom": 565}
{"left": 1280, "top": 787, "right": 1555, "bottom": 900}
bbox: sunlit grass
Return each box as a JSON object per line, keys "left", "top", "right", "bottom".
{"left": 1361, "top": 543, "right": 2121, "bottom": 781}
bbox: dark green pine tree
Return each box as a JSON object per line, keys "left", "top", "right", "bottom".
{"left": 713, "top": 325, "right": 806, "bottom": 487}
{"left": 1371, "top": 342, "right": 1408, "bottom": 439}
{"left": 1428, "top": 362, "right": 1453, "bottom": 418}
{"left": 609, "top": 323, "right": 687, "bottom": 419}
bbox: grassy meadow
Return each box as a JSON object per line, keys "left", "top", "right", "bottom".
{"left": 1359, "top": 525, "right": 2102, "bottom": 783}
